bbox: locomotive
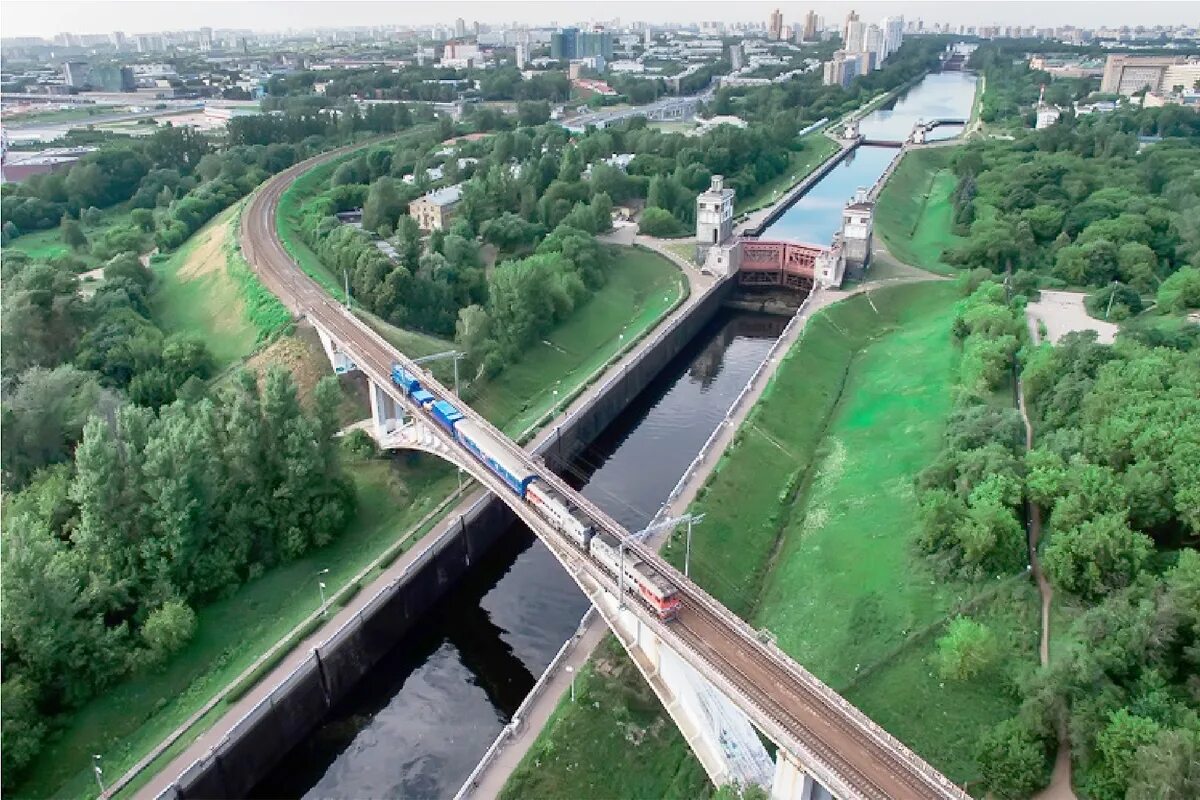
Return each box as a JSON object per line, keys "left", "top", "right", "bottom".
{"left": 391, "top": 363, "right": 681, "bottom": 619}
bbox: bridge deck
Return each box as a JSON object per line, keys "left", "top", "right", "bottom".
{"left": 241, "top": 148, "right": 968, "bottom": 800}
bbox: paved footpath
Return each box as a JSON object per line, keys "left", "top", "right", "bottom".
{"left": 465, "top": 264, "right": 940, "bottom": 799}
{"left": 127, "top": 252, "right": 715, "bottom": 799}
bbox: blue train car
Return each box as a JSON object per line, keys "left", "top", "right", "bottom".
{"left": 412, "top": 389, "right": 435, "bottom": 407}
{"left": 391, "top": 364, "right": 421, "bottom": 395}
{"left": 430, "top": 400, "right": 464, "bottom": 431}
{"left": 455, "top": 419, "right": 538, "bottom": 496}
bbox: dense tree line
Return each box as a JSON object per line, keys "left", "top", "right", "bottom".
{"left": 967, "top": 42, "right": 1096, "bottom": 126}
{"left": 945, "top": 109, "right": 1200, "bottom": 302}
{"left": 1, "top": 370, "right": 354, "bottom": 778}
{"left": 913, "top": 271, "right": 1199, "bottom": 797}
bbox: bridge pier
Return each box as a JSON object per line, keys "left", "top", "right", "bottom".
{"left": 369, "top": 381, "right": 406, "bottom": 438}
{"left": 587, "top": 584, "right": 776, "bottom": 792}
{"left": 771, "top": 751, "right": 827, "bottom": 800}
{"left": 314, "top": 323, "right": 358, "bottom": 374}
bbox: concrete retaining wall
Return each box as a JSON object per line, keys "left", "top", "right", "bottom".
{"left": 161, "top": 277, "right": 734, "bottom": 800}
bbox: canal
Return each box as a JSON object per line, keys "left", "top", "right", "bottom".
{"left": 252, "top": 67, "right": 978, "bottom": 800}
{"left": 761, "top": 70, "right": 979, "bottom": 243}
{"left": 252, "top": 310, "right": 787, "bottom": 799}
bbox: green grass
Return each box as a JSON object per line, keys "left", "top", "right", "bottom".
{"left": 506, "top": 282, "right": 1035, "bottom": 796}
{"left": 7, "top": 206, "right": 135, "bottom": 268}
{"left": 500, "top": 637, "right": 712, "bottom": 800}
{"left": 470, "top": 246, "right": 686, "bottom": 437}
{"left": 151, "top": 205, "right": 263, "bottom": 369}
{"left": 874, "top": 148, "right": 966, "bottom": 275}
{"left": 4, "top": 104, "right": 125, "bottom": 127}
{"left": 736, "top": 135, "right": 841, "bottom": 215}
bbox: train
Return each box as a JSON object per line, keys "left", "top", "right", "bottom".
{"left": 391, "top": 363, "right": 682, "bottom": 620}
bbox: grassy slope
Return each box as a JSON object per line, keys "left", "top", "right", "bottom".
{"left": 736, "top": 135, "right": 841, "bottom": 215}
{"left": 505, "top": 283, "right": 1035, "bottom": 797}
{"left": 873, "top": 148, "right": 965, "bottom": 275}
{"left": 22, "top": 238, "right": 685, "bottom": 799}
{"left": 151, "top": 205, "right": 260, "bottom": 368}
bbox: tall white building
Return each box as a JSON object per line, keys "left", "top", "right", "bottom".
{"left": 865, "top": 25, "right": 883, "bottom": 69}
{"left": 515, "top": 41, "right": 528, "bottom": 69}
{"left": 844, "top": 20, "right": 866, "bottom": 54}
{"left": 882, "top": 16, "right": 904, "bottom": 62}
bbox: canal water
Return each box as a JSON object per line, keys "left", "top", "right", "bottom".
{"left": 252, "top": 310, "right": 787, "bottom": 799}
{"left": 761, "top": 70, "right": 978, "bottom": 243}
{"left": 254, "top": 67, "right": 978, "bottom": 800}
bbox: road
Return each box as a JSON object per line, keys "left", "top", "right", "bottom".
{"left": 142, "top": 143, "right": 968, "bottom": 800}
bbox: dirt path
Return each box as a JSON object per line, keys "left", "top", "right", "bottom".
{"left": 1017, "top": 339, "right": 1076, "bottom": 800}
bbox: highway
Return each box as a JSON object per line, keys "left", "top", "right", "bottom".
{"left": 240, "top": 146, "right": 968, "bottom": 800}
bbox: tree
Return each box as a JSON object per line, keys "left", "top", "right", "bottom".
{"left": 362, "top": 176, "right": 404, "bottom": 233}
{"left": 1156, "top": 267, "right": 1200, "bottom": 312}
{"left": 935, "top": 616, "right": 997, "bottom": 680}
{"left": 60, "top": 215, "right": 88, "bottom": 251}
{"left": 1084, "top": 710, "right": 1162, "bottom": 800}
{"left": 1042, "top": 513, "right": 1153, "bottom": 601}
{"left": 638, "top": 207, "right": 688, "bottom": 237}
{"left": 140, "top": 599, "right": 198, "bottom": 666}
{"left": 1127, "top": 728, "right": 1200, "bottom": 800}
{"left": 975, "top": 716, "right": 1051, "bottom": 799}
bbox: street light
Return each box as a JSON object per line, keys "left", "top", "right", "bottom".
{"left": 565, "top": 665, "right": 576, "bottom": 702}
{"left": 317, "top": 568, "right": 330, "bottom": 615}
{"left": 92, "top": 754, "right": 105, "bottom": 794}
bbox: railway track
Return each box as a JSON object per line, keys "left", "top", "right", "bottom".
{"left": 241, "top": 148, "right": 968, "bottom": 800}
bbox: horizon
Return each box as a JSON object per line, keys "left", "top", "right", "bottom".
{"left": 2, "top": 0, "right": 1197, "bottom": 40}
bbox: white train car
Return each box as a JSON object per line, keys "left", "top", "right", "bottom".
{"left": 526, "top": 483, "right": 593, "bottom": 549}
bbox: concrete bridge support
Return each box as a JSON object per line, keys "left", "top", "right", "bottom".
{"left": 314, "top": 323, "right": 357, "bottom": 374}
{"left": 588, "top": 587, "right": 777, "bottom": 792}
{"left": 369, "top": 380, "right": 405, "bottom": 438}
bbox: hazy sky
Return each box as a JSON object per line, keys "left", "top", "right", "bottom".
{"left": 3, "top": 0, "right": 1197, "bottom": 38}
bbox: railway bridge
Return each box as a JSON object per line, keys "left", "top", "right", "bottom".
{"left": 233, "top": 149, "right": 967, "bottom": 800}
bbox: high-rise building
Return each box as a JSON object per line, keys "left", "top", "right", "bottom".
{"left": 576, "top": 31, "right": 614, "bottom": 60}
{"left": 551, "top": 27, "right": 578, "bottom": 59}
{"left": 63, "top": 61, "right": 89, "bottom": 88}
{"left": 823, "top": 51, "right": 859, "bottom": 87}
{"left": 768, "top": 8, "right": 783, "bottom": 41}
{"left": 110, "top": 31, "right": 126, "bottom": 50}
{"left": 865, "top": 25, "right": 883, "bottom": 68}
{"left": 198, "top": 27, "right": 213, "bottom": 51}
{"left": 842, "top": 9, "right": 860, "bottom": 44}
{"left": 802, "top": 10, "right": 818, "bottom": 42}
{"left": 881, "top": 16, "right": 904, "bottom": 62}
{"left": 455, "top": 17, "right": 466, "bottom": 38}
{"left": 730, "top": 43, "right": 744, "bottom": 70}
{"left": 515, "top": 40, "right": 528, "bottom": 69}
{"left": 844, "top": 20, "right": 866, "bottom": 53}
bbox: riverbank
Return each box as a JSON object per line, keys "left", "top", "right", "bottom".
{"left": 873, "top": 148, "right": 965, "bottom": 275}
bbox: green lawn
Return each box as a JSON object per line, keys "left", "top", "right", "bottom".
{"left": 505, "top": 282, "right": 1036, "bottom": 796}
{"left": 151, "top": 205, "right": 262, "bottom": 369}
{"left": 6, "top": 206, "right": 136, "bottom": 268}
{"left": 736, "top": 135, "right": 841, "bottom": 215}
{"left": 874, "top": 148, "right": 966, "bottom": 275}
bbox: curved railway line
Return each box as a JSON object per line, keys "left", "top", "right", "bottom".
{"left": 241, "top": 146, "right": 969, "bottom": 800}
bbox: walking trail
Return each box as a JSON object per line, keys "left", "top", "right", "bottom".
{"left": 1020, "top": 322, "right": 1077, "bottom": 800}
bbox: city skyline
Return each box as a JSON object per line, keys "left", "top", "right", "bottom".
{"left": 3, "top": 0, "right": 1197, "bottom": 39}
